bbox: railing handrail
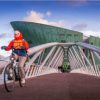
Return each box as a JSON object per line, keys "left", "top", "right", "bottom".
{"left": 1, "top": 42, "right": 100, "bottom": 60}
{"left": 27, "top": 42, "right": 75, "bottom": 56}
{"left": 76, "top": 42, "right": 100, "bottom": 53}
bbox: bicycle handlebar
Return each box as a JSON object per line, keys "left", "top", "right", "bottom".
{"left": 1, "top": 46, "right": 7, "bottom": 50}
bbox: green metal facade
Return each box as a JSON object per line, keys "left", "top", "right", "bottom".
{"left": 89, "top": 36, "right": 100, "bottom": 47}
{"left": 11, "top": 21, "right": 83, "bottom": 47}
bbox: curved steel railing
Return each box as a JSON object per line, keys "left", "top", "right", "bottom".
{"left": 0, "top": 41, "right": 100, "bottom": 84}
{"left": 67, "top": 42, "right": 100, "bottom": 76}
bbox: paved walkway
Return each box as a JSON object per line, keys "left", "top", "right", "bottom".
{"left": 0, "top": 73, "right": 100, "bottom": 100}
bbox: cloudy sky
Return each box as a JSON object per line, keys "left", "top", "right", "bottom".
{"left": 0, "top": 0, "right": 100, "bottom": 57}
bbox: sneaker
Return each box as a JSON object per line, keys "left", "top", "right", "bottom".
{"left": 21, "top": 78, "right": 25, "bottom": 84}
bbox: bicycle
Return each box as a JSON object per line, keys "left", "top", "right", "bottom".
{"left": 3, "top": 55, "right": 24, "bottom": 92}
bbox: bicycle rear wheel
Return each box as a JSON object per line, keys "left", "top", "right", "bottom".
{"left": 4, "top": 63, "right": 15, "bottom": 92}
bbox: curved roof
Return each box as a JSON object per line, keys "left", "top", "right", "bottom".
{"left": 11, "top": 21, "right": 83, "bottom": 47}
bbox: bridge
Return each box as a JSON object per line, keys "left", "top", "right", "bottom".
{"left": 0, "top": 42, "right": 100, "bottom": 100}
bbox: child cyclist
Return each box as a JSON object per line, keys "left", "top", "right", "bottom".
{"left": 1, "top": 30, "right": 29, "bottom": 85}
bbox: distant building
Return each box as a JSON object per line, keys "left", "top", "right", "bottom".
{"left": 89, "top": 35, "right": 100, "bottom": 47}
{"left": 11, "top": 21, "right": 83, "bottom": 47}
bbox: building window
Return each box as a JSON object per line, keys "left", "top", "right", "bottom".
{"left": 61, "top": 40, "right": 66, "bottom": 43}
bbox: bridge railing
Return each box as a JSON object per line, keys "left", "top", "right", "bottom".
{"left": 25, "top": 42, "right": 74, "bottom": 78}
{"left": 67, "top": 42, "right": 100, "bottom": 76}
{"left": 0, "top": 42, "right": 100, "bottom": 82}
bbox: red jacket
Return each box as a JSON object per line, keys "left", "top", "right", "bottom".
{"left": 5, "top": 39, "right": 29, "bottom": 51}
{"left": 5, "top": 31, "right": 29, "bottom": 51}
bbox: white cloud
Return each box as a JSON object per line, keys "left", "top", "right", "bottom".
{"left": 23, "top": 11, "right": 44, "bottom": 23}
{"left": 72, "top": 23, "right": 87, "bottom": 31}
{"left": 23, "top": 10, "right": 100, "bottom": 38}
{"left": 47, "top": 20, "right": 65, "bottom": 27}
{"left": 0, "top": 26, "right": 14, "bottom": 57}
{"left": 81, "top": 30, "right": 100, "bottom": 37}
{"left": 0, "top": 36, "right": 13, "bottom": 57}
{"left": 71, "top": 23, "right": 100, "bottom": 37}
{"left": 46, "top": 11, "right": 52, "bottom": 17}
{"left": 23, "top": 10, "right": 65, "bottom": 27}
{"left": 0, "top": 33, "right": 6, "bottom": 38}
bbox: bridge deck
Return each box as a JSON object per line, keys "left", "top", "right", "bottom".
{"left": 0, "top": 73, "right": 100, "bottom": 100}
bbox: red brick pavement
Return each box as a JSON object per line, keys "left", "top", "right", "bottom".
{"left": 0, "top": 73, "right": 100, "bottom": 100}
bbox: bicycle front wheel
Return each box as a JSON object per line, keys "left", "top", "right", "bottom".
{"left": 18, "top": 67, "right": 23, "bottom": 87}
{"left": 4, "top": 63, "right": 15, "bottom": 92}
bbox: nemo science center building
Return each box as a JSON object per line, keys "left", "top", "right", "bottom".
{"left": 10, "top": 21, "right": 83, "bottom": 47}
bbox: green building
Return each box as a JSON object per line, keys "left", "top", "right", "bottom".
{"left": 11, "top": 21, "right": 83, "bottom": 47}
{"left": 89, "top": 36, "right": 100, "bottom": 47}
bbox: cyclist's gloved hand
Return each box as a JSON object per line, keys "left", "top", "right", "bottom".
{"left": 21, "top": 46, "right": 26, "bottom": 49}
{"left": 1, "top": 46, "right": 7, "bottom": 50}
